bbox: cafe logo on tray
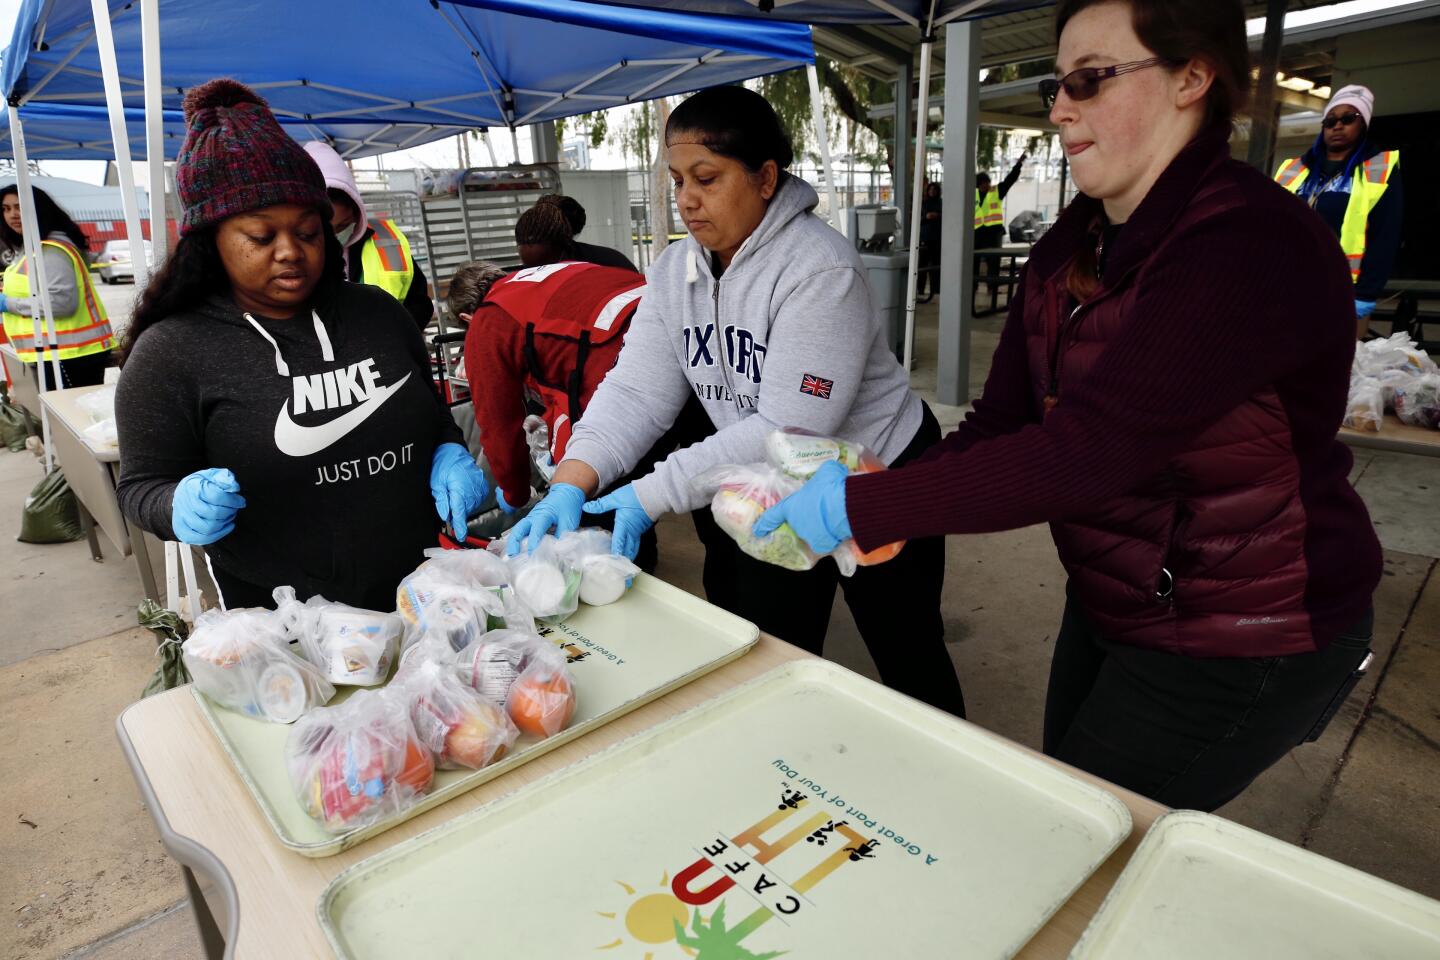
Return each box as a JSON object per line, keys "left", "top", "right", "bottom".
{"left": 596, "top": 782, "right": 879, "bottom": 958}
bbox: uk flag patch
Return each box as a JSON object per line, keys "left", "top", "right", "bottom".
{"left": 799, "top": 374, "right": 834, "bottom": 399}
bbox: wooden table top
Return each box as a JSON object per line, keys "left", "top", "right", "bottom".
{"left": 1340, "top": 413, "right": 1440, "bottom": 457}
{"left": 119, "top": 634, "right": 1165, "bottom": 959}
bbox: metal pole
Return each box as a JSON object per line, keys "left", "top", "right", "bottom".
{"left": 807, "top": 63, "right": 841, "bottom": 224}
{"left": 1247, "top": 0, "right": 1288, "bottom": 172}
{"left": 901, "top": 36, "right": 934, "bottom": 371}
{"left": 8, "top": 106, "right": 58, "bottom": 472}
{"left": 141, "top": 0, "right": 167, "bottom": 268}
{"left": 893, "top": 57, "right": 913, "bottom": 242}
{"left": 936, "top": 20, "right": 982, "bottom": 406}
{"left": 90, "top": 0, "right": 150, "bottom": 290}
{"left": 481, "top": 128, "right": 498, "bottom": 166}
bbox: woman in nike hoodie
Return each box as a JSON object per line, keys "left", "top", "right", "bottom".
{"left": 115, "top": 80, "right": 483, "bottom": 612}
{"left": 510, "top": 86, "right": 966, "bottom": 717}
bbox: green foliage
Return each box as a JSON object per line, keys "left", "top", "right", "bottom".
{"left": 672, "top": 902, "right": 786, "bottom": 960}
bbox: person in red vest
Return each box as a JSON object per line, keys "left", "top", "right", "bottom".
{"left": 454, "top": 214, "right": 681, "bottom": 568}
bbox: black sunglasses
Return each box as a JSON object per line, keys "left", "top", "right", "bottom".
{"left": 1322, "top": 112, "right": 1362, "bottom": 129}
{"left": 1038, "top": 57, "right": 1174, "bottom": 110}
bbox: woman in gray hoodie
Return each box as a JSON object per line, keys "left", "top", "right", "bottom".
{"left": 509, "top": 86, "right": 965, "bottom": 717}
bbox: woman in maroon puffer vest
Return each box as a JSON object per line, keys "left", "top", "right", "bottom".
{"left": 757, "top": 0, "right": 1382, "bottom": 812}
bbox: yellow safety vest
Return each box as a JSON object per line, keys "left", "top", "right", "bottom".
{"left": 2, "top": 238, "right": 114, "bottom": 363}
{"left": 359, "top": 218, "right": 415, "bottom": 301}
{"left": 973, "top": 188, "right": 1004, "bottom": 229}
{"left": 1274, "top": 150, "right": 1399, "bottom": 283}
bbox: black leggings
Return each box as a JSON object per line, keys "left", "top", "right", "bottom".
{"left": 1043, "top": 595, "right": 1374, "bottom": 811}
{"left": 31, "top": 349, "right": 112, "bottom": 391}
{"left": 690, "top": 402, "right": 966, "bottom": 718}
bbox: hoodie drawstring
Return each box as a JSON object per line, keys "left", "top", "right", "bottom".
{"left": 686, "top": 246, "right": 699, "bottom": 284}
{"left": 243, "top": 309, "right": 334, "bottom": 376}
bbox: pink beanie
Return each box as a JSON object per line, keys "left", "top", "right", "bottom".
{"left": 1324, "top": 85, "right": 1374, "bottom": 128}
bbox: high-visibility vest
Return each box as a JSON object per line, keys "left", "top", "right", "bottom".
{"left": 359, "top": 218, "right": 415, "bottom": 301}
{"left": 973, "top": 188, "right": 1004, "bottom": 229}
{"left": 1, "top": 238, "right": 114, "bottom": 363}
{"left": 1274, "top": 150, "right": 1399, "bottom": 283}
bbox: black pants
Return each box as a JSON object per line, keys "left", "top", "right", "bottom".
{"left": 690, "top": 403, "right": 965, "bottom": 718}
{"left": 1043, "top": 595, "right": 1374, "bottom": 811}
{"left": 30, "top": 349, "right": 111, "bottom": 391}
{"left": 973, "top": 226, "right": 1005, "bottom": 292}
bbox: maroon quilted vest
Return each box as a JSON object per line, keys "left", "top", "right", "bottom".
{"left": 1020, "top": 131, "right": 1376, "bottom": 656}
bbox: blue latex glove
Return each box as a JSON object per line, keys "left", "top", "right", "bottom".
{"left": 582, "top": 484, "right": 656, "bottom": 561}
{"left": 0, "top": 294, "right": 9, "bottom": 313}
{"left": 506, "top": 482, "right": 586, "bottom": 555}
{"left": 1355, "top": 299, "right": 1376, "bottom": 320}
{"left": 494, "top": 486, "right": 522, "bottom": 515}
{"left": 430, "top": 442, "right": 490, "bottom": 542}
{"left": 753, "top": 460, "right": 853, "bottom": 555}
{"left": 171, "top": 468, "right": 246, "bottom": 545}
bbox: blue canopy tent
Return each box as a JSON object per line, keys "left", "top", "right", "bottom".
{"left": 589, "top": 0, "right": 1053, "bottom": 394}
{"left": 1, "top": 0, "right": 813, "bottom": 476}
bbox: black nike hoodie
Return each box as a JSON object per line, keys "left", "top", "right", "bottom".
{"left": 116, "top": 280, "right": 462, "bottom": 611}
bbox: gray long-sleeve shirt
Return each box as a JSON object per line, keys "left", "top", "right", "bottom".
{"left": 4, "top": 231, "right": 81, "bottom": 319}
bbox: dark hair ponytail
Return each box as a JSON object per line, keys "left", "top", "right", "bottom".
{"left": 515, "top": 198, "right": 574, "bottom": 249}
{"left": 0, "top": 184, "right": 91, "bottom": 252}
{"left": 122, "top": 217, "right": 345, "bottom": 364}
{"left": 665, "top": 85, "right": 793, "bottom": 185}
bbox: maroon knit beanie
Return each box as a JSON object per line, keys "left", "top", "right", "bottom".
{"left": 175, "top": 78, "right": 330, "bottom": 236}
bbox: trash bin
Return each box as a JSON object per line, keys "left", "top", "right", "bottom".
{"left": 860, "top": 249, "right": 910, "bottom": 363}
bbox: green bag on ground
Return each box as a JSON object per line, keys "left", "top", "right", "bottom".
{"left": 17, "top": 467, "right": 85, "bottom": 544}
{"left": 139, "top": 599, "right": 192, "bottom": 698}
{"left": 0, "top": 382, "right": 38, "bottom": 452}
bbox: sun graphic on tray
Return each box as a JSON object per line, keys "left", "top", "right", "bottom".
{"left": 596, "top": 875, "right": 697, "bottom": 958}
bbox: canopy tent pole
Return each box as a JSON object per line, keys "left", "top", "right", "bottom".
{"left": 900, "top": 31, "right": 935, "bottom": 371}
{"left": 7, "top": 105, "right": 59, "bottom": 473}
{"left": 481, "top": 128, "right": 498, "bottom": 166}
{"left": 89, "top": 0, "right": 150, "bottom": 290}
{"left": 141, "top": 0, "right": 167, "bottom": 265}
{"left": 806, "top": 62, "right": 840, "bottom": 224}
{"left": 936, "top": 18, "right": 981, "bottom": 406}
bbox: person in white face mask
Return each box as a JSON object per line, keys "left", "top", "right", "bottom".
{"left": 304, "top": 141, "right": 434, "bottom": 330}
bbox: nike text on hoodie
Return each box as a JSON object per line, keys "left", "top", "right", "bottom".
{"left": 115, "top": 282, "right": 463, "bottom": 611}
{"left": 564, "top": 177, "right": 922, "bottom": 518}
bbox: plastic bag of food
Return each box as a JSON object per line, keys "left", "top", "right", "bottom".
{"left": 454, "top": 628, "right": 539, "bottom": 706}
{"left": 273, "top": 587, "right": 402, "bottom": 687}
{"left": 285, "top": 687, "right": 434, "bottom": 833}
{"left": 504, "top": 535, "right": 582, "bottom": 624}
{"left": 76, "top": 385, "right": 116, "bottom": 424}
{"left": 699, "top": 463, "right": 857, "bottom": 575}
{"left": 396, "top": 552, "right": 509, "bottom": 654}
{"left": 182, "top": 606, "right": 335, "bottom": 722}
{"left": 506, "top": 641, "right": 577, "bottom": 739}
{"left": 765, "top": 426, "right": 884, "bottom": 480}
{"left": 763, "top": 428, "right": 905, "bottom": 567}
{"left": 389, "top": 659, "right": 518, "bottom": 771}
{"left": 81, "top": 417, "right": 118, "bottom": 450}
{"left": 1353, "top": 333, "right": 1438, "bottom": 378}
{"left": 1392, "top": 373, "right": 1440, "bottom": 429}
{"left": 554, "top": 529, "right": 639, "bottom": 606}
{"left": 1343, "top": 376, "right": 1385, "bottom": 433}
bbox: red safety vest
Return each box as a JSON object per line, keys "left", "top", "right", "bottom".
{"left": 483, "top": 261, "right": 645, "bottom": 461}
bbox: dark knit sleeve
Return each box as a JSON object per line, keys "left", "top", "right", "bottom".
{"left": 115, "top": 324, "right": 204, "bottom": 541}
{"left": 915, "top": 279, "right": 1038, "bottom": 465}
{"left": 846, "top": 203, "right": 1350, "bottom": 551}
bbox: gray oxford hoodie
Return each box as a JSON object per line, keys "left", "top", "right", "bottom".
{"left": 564, "top": 177, "right": 922, "bottom": 517}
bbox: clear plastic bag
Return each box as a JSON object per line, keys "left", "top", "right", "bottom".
{"left": 273, "top": 586, "right": 402, "bottom": 687}
{"left": 389, "top": 659, "right": 518, "bottom": 771}
{"left": 1343, "top": 376, "right": 1385, "bottom": 433}
{"left": 1391, "top": 373, "right": 1440, "bottom": 429}
{"left": 554, "top": 529, "right": 639, "bottom": 606}
{"left": 182, "top": 606, "right": 335, "bottom": 722}
{"left": 285, "top": 687, "right": 434, "bottom": 833}
{"left": 763, "top": 428, "right": 905, "bottom": 567}
{"left": 506, "top": 641, "right": 577, "bottom": 739}
{"left": 396, "top": 552, "right": 509, "bottom": 654}
{"left": 699, "top": 463, "right": 857, "bottom": 575}
{"left": 81, "top": 417, "right": 119, "bottom": 450}
{"left": 75, "top": 385, "right": 116, "bottom": 424}
{"left": 1353, "top": 333, "right": 1439, "bottom": 378}
{"left": 454, "top": 628, "right": 538, "bottom": 706}
{"left": 504, "top": 535, "right": 582, "bottom": 623}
